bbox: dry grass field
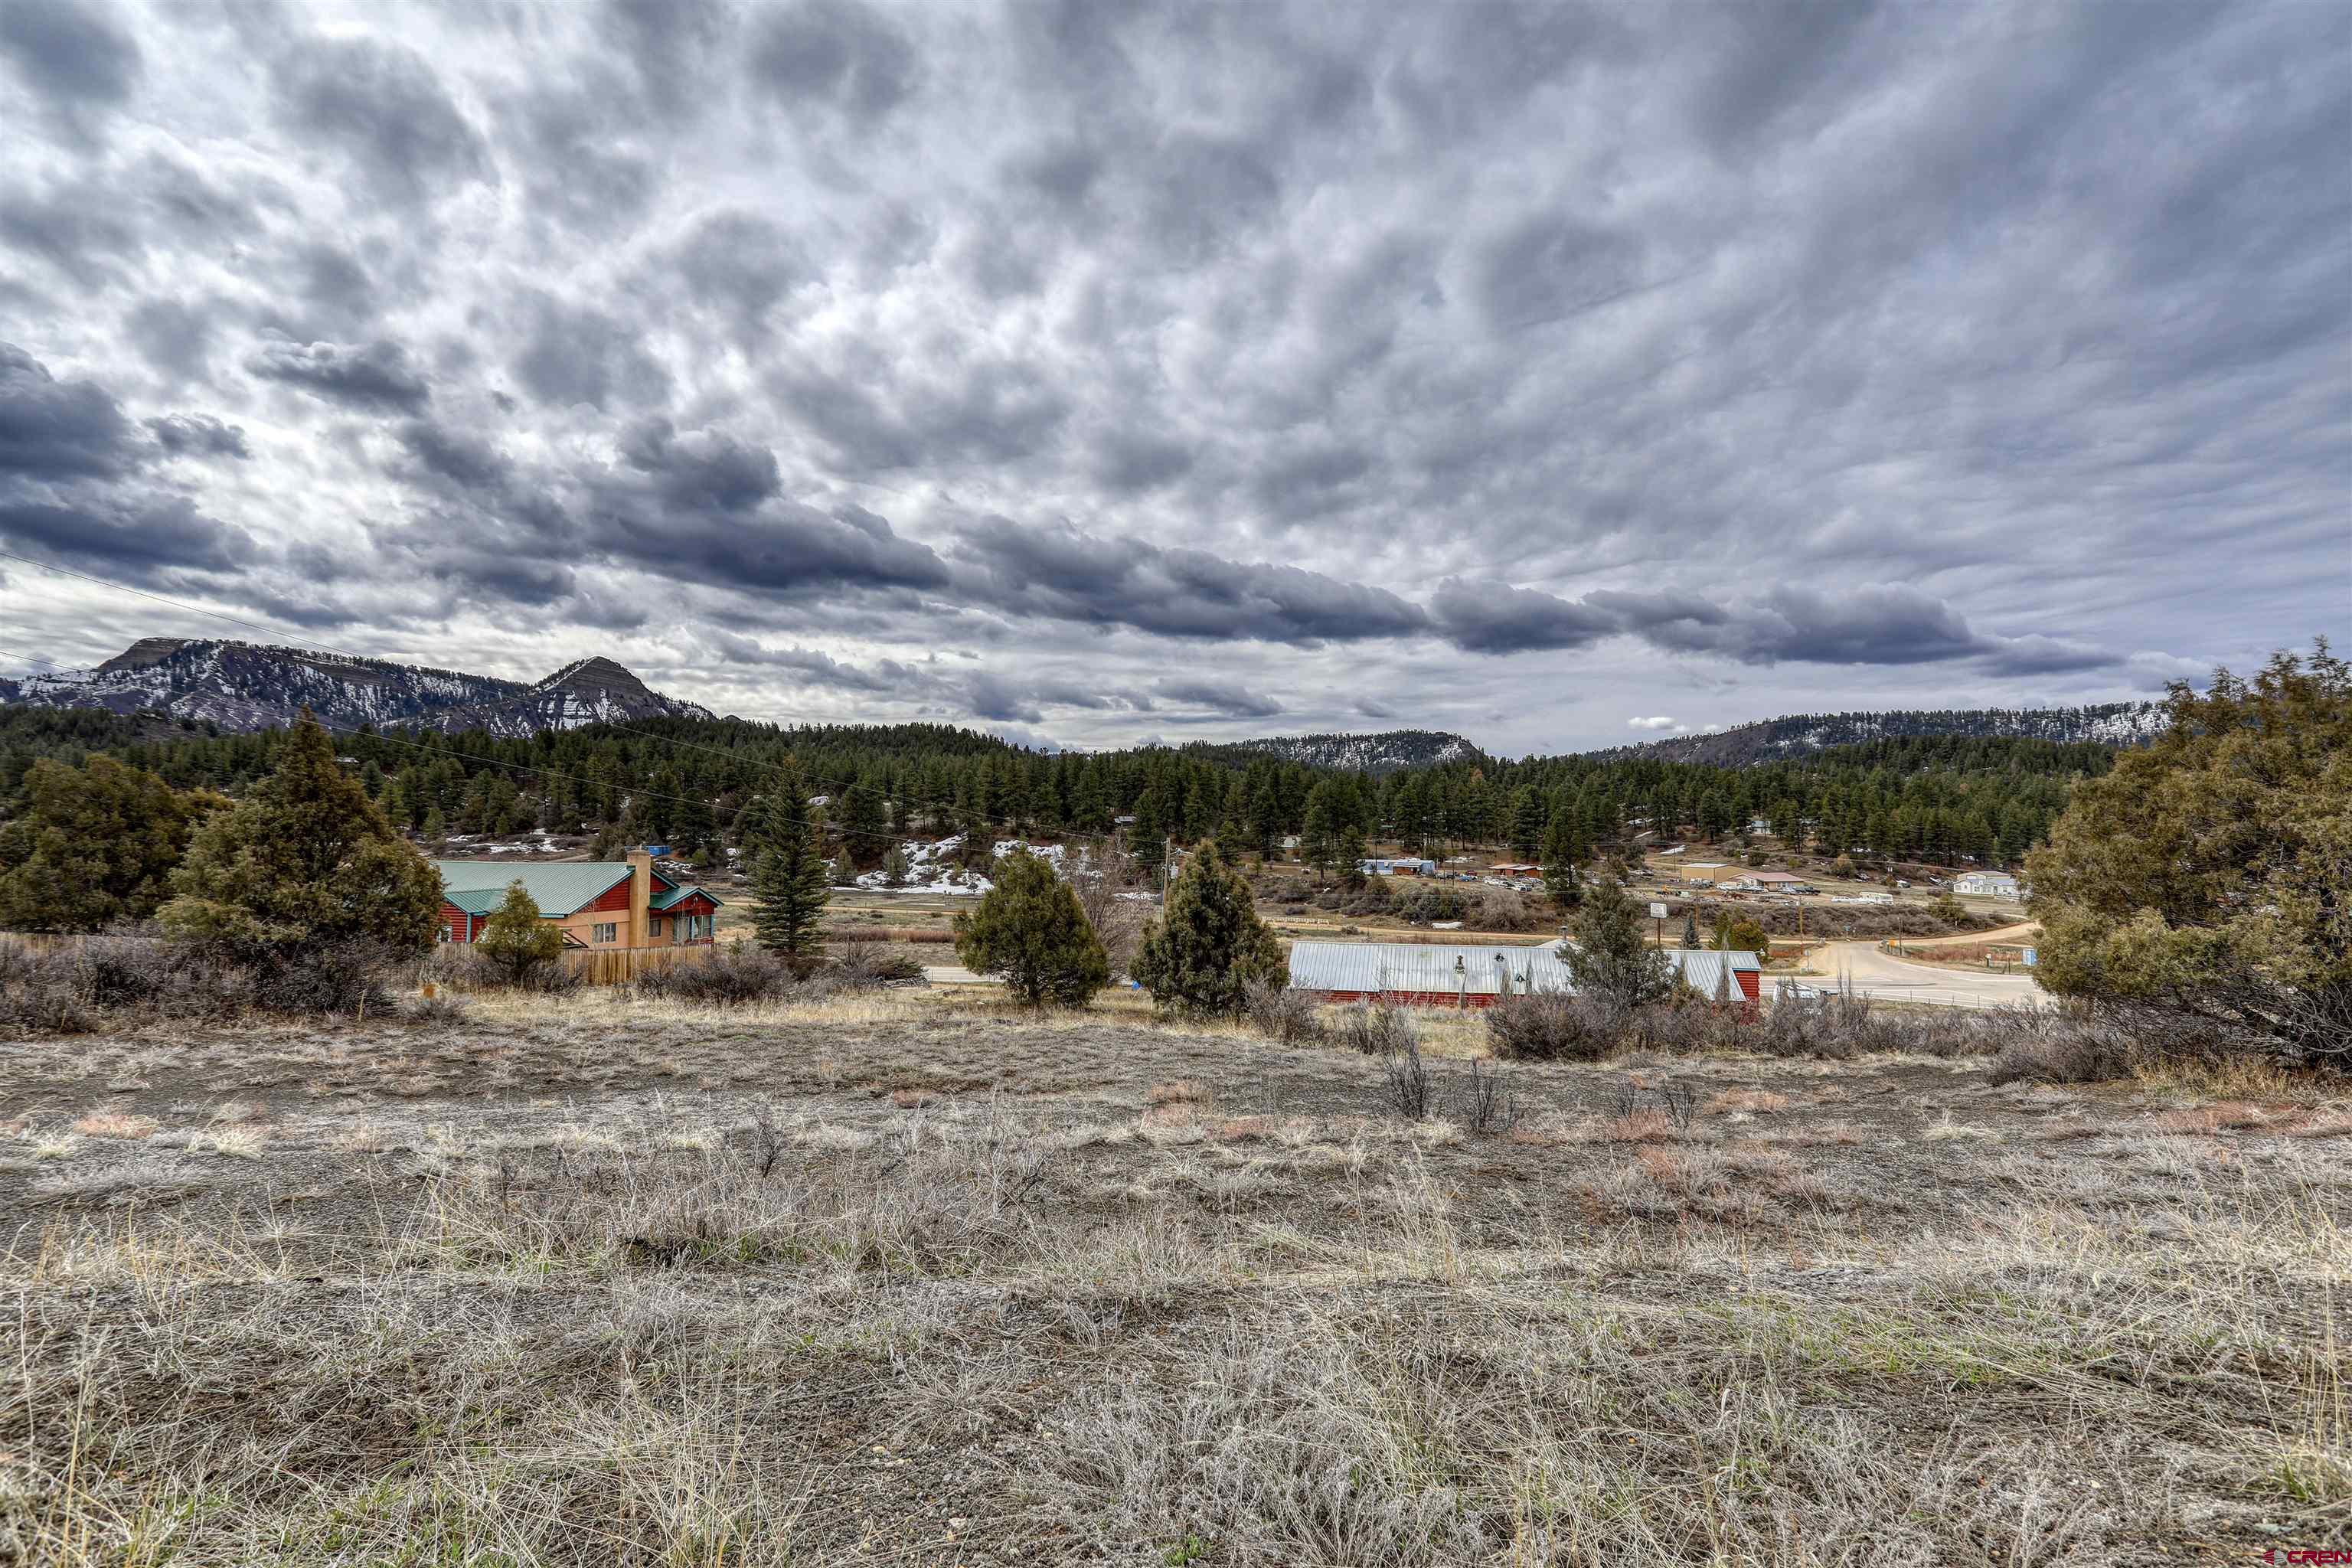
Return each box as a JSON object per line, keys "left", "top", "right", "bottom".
{"left": 2, "top": 989, "right": 2347, "bottom": 1565}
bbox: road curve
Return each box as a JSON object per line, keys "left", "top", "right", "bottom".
{"left": 1803, "top": 940, "right": 2048, "bottom": 1010}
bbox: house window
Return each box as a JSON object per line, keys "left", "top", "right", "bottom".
{"left": 592, "top": 922, "right": 618, "bottom": 944}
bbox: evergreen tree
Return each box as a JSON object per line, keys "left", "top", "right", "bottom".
{"left": 1129, "top": 787, "right": 1168, "bottom": 872}
{"left": 1681, "top": 912, "right": 1700, "bottom": 949}
{"left": 159, "top": 714, "right": 443, "bottom": 957}
{"left": 478, "top": 880, "right": 564, "bottom": 983}
{"left": 1561, "top": 877, "right": 1674, "bottom": 1007}
{"left": 1130, "top": 839, "right": 1286, "bottom": 1018}
{"left": 953, "top": 849, "right": 1109, "bottom": 1008}
{"left": 640, "top": 766, "right": 681, "bottom": 844}
{"left": 1540, "top": 808, "right": 1584, "bottom": 909}
{"left": 1508, "top": 786, "right": 1547, "bottom": 856}
{"left": 2028, "top": 645, "right": 2351, "bottom": 1060}
{"left": 1714, "top": 914, "right": 1770, "bottom": 958}
{"left": 671, "top": 792, "right": 719, "bottom": 864}
{"left": 1298, "top": 780, "right": 1341, "bottom": 885}
{"left": 1244, "top": 770, "right": 1283, "bottom": 860}
{"left": 743, "top": 766, "right": 830, "bottom": 961}
{"left": 0, "top": 756, "right": 226, "bottom": 932}
{"left": 839, "top": 780, "right": 887, "bottom": 868}
{"left": 421, "top": 805, "right": 447, "bottom": 841}
{"left": 1334, "top": 815, "right": 1368, "bottom": 887}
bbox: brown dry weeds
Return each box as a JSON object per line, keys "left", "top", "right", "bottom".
{"left": 0, "top": 993, "right": 2345, "bottom": 1565}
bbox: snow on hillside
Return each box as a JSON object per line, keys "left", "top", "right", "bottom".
{"left": 1590, "top": 701, "right": 2171, "bottom": 766}
{"left": 852, "top": 836, "right": 1088, "bottom": 895}
{"left": 5, "top": 639, "right": 713, "bottom": 737}
{"left": 1207, "top": 729, "right": 1481, "bottom": 774}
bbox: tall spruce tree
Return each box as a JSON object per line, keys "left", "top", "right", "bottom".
{"left": 744, "top": 766, "right": 830, "bottom": 960}
{"left": 1540, "top": 807, "right": 1584, "bottom": 909}
{"left": 1130, "top": 838, "right": 1286, "bottom": 1018}
{"left": 839, "top": 780, "right": 888, "bottom": 869}
{"left": 1298, "top": 780, "right": 1341, "bottom": 885}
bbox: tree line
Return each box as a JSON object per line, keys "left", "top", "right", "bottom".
{"left": 0, "top": 705, "right": 2100, "bottom": 897}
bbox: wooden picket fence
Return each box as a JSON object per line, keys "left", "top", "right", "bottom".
{"left": 558, "top": 942, "right": 720, "bottom": 987}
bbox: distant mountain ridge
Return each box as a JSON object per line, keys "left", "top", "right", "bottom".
{"left": 0, "top": 638, "right": 714, "bottom": 737}
{"left": 1586, "top": 703, "right": 2171, "bottom": 767}
{"left": 1196, "top": 728, "right": 1487, "bottom": 774}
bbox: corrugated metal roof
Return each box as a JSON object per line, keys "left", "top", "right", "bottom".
{"left": 434, "top": 860, "right": 632, "bottom": 917}
{"left": 649, "top": 882, "right": 725, "bottom": 910}
{"left": 1288, "top": 940, "right": 1758, "bottom": 998}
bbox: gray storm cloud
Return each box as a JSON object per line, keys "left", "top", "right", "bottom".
{"left": 0, "top": 0, "right": 2341, "bottom": 750}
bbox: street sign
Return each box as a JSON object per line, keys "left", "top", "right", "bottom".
{"left": 1648, "top": 902, "right": 1668, "bottom": 920}
{"left": 2021, "top": 947, "right": 2037, "bottom": 967}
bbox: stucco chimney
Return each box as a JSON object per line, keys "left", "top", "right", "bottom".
{"left": 628, "top": 849, "right": 652, "bottom": 949}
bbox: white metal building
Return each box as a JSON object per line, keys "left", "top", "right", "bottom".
{"left": 1287, "top": 941, "right": 1760, "bottom": 1008}
{"left": 1953, "top": 871, "right": 2023, "bottom": 898}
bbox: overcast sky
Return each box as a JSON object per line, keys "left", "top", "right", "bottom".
{"left": 2, "top": 0, "right": 2345, "bottom": 755}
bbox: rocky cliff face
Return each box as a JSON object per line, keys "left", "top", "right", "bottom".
{"left": 4, "top": 639, "right": 715, "bottom": 737}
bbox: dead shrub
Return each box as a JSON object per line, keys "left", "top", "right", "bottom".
{"left": 1242, "top": 979, "right": 1325, "bottom": 1046}
{"left": 829, "top": 932, "right": 925, "bottom": 985}
{"left": 630, "top": 945, "right": 799, "bottom": 1005}
{"left": 1148, "top": 1080, "right": 1207, "bottom": 1106}
{"left": 1381, "top": 1035, "right": 1431, "bottom": 1121}
{"left": 1984, "top": 1014, "right": 2148, "bottom": 1086}
{"left": 1465, "top": 887, "right": 1540, "bottom": 933}
{"left": 401, "top": 990, "right": 471, "bottom": 1025}
{"left": 1484, "top": 991, "right": 1622, "bottom": 1062}
{"left": 0, "top": 932, "right": 398, "bottom": 1026}
{"left": 1333, "top": 1001, "right": 1416, "bottom": 1057}
{"left": 423, "top": 943, "right": 582, "bottom": 996}
{"left": 1453, "top": 1057, "right": 1517, "bottom": 1134}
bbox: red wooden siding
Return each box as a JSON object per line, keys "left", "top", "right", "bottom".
{"left": 438, "top": 901, "right": 477, "bottom": 943}
{"left": 588, "top": 880, "right": 634, "bottom": 913}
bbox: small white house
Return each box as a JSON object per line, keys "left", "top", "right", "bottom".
{"left": 1954, "top": 871, "right": 2023, "bottom": 898}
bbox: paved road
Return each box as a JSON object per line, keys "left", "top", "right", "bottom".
{"left": 1804, "top": 940, "right": 2047, "bottom": 1010}
{"left": 1894, "top": 919, "right": 2040, "bottom": 949}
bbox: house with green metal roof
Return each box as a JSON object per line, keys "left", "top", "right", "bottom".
{"left": 435, "top": 850, "right": 722, "bottom": 949}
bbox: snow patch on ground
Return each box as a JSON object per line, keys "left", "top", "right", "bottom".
{"left": 851, "top": 836, "right": 1089, "bottom": 896}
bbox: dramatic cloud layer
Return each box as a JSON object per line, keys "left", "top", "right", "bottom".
{"left": 1, "top": 0, "right": 2344, "bottom": 752}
